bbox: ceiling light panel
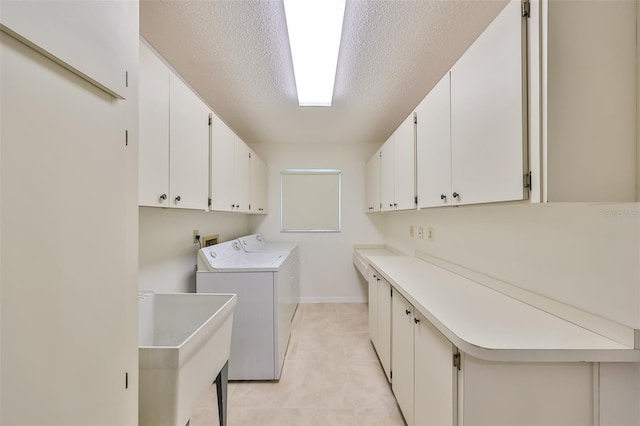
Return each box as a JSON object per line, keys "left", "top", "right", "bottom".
{"left": 283, "top": 0, "right": 346, "bottom": 106}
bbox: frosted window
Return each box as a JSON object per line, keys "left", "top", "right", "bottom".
{"left": 281, "top": 169, "right": 341, "bottom": 232}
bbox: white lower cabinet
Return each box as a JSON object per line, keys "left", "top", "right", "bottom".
{"left": 383, "top": 275, "right": 593, "bottom": 426}
{"left": 414, "top": 309, "right": 455, "bottom": 426}
{"left": 367, "top": 268, "right": 379, "bottom": 348}
{"left": 392, "top": 291, "right": 456, "bottom": 426}
{"left": 391, "top": 293, "right": 415, "bottom": 426}
{"left": 368, "top": 271, "right": 392, "bottom": 383}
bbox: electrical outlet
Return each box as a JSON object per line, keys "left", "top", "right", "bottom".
{"left": 409, "top": 225, "right": 414, "bottom": 237}
{"left": 418, "top": 226, "right": 424, "bottom": 239}
{"left": 428, "top": 227, "right": 434, "bottom": 241}
{"left": 193, "top": 230, "right": 200, "bottom": 244}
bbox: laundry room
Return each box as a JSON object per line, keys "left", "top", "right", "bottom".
{"left": 1, "top": 1, "right": 639, "bottom": 426}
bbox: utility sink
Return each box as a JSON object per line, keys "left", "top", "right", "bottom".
{"left": 138, "top": 292, "right": 236, "bottom": 426}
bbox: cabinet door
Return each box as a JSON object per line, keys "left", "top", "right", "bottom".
{"left": 416, "top": 72, "right": 452, "bottom": 208}
{"left": 380, "top": 137, "right": 395, "bottom": 212}
{"left": 392, "top": 292, "right": 415, "bottom": 426}
{"left": 138, "top": 41, "right": 170, "bottom": 207}
{"left": 169, "top": 74, "right": 210, "bottom": 210}
{"left": 1, "top": 1, "right": 136, "bottom": 99}
{"left": 393, "top": 114, "right": 416, "bottom": 211}
{"left": 450, "top": 0, "right": 526, "bottom": 205}
{"left": 368, "top": 269, "right": 379, "bottom": 348}
{"left": 365, "top": 151, "right": 381, "bottom": 212}
{"left": 414, "top": 311, "right": 455, "bottom": 426}
{"left": 2, "top": 32, "right": 136, "bottom": 424}
{"left": 250, "top": 151, "right": 268, "bottom": 214}
{"left": 377, "top": 277, "right": 392, "bottom": 382}
{"left": 210, "top": 114, "right": 236, "bottom": 211}
{"left": 234, "top": 137, "right": 251, "bottom": 213}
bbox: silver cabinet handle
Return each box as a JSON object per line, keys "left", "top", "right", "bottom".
{"left": 175, "top": 196, "right": 181, "bottom": 203}
{"left": 159, "top": 194, "right": 167, "bottom": 201}
{"left": 440, "top": 194, "right": 447, "bottom": 201}
{"left": 452, "top": 192, "right": 460, "bottom": 199}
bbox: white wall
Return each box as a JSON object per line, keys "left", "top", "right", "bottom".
{"left": 250, "top": 143, "right": 385, "bottom": 303}
{"left": 383, "top": 202, "right": 640, "bottom": 329}
{"left": 138, "top": 207, "right": 249, "bottom": 293}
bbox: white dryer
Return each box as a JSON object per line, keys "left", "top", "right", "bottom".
{"left": 237, "top": 234, "right": 300, "bottom": 320}
{"left": 196, "top": 240, "right": 293, "bottom": 381}
{"left": 238, "top": 233, "right": 298, "bottom": 254}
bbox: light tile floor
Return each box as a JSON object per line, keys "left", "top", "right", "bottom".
{"left": 190, "top": 303, "right": 405, "bottom": 426}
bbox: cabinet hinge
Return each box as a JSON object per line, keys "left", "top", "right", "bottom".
{"left": 414, "top": 195, "right": 418, "bottom": 205}
{"left": 413, "top": 112, "right": 417, "bottom": 125}
{"left": 125, "top": 372, "right": 129, "bottom": 389}
{"left": 208, "top": 197, "right": 212, "bottom": 207}
{"left": 125, "top": 71, "right": 129, "bottom": 88}
{"left": 249, "top": 204, "right": 251, "bottom": 210}
{"left": 453, "top": 352, "right": 461, "bottom": 371}
{"left": 522, "top": 0, "right": 530, "bottom": 18}
{"left": 379, "top": 151, "right": 382, "bottom": 158}
{"left": 523, "top": 171, "right": 532, "bottom": 191}
{"left": 208, "top": 116, "right": 212, "bottom": 126}
{"left": 125, "top": 130, "right": 128, "bottom": 146}
{"left": 249, "top": 152, "right": 252, "bottom": 159}
{"left": 390, "top": 370, "right": 393, "bottom": 380}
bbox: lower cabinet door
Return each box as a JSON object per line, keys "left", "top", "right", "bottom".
{"left": 377, "top": 277, "right": 392, "bottom": 382}
{"left": 414, "top": 310, "right": 455, "bottom": 426}
{"left": 391, "top": 292, "right": 415, "bottom": 426}
{"left": 368, "top": 269, "right": 379, "bottom": 348}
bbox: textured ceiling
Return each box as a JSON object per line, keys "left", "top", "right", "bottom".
{"left": 140, "top": 0, "right": 508, "bottom": 146}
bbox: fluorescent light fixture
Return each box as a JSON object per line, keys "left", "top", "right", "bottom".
{"left": 283, "top": 0, "right": 346, "bottom": 106}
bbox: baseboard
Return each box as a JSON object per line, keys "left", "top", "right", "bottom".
{"left": 298, "top": 296, "right": 367, "bottom": 304}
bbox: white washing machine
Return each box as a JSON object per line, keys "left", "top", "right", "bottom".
{"left": 237, "top": 234, "right": 300, "bottom": 320}
{"left": 195, "top": 239, "right": 294, "bottom": 381}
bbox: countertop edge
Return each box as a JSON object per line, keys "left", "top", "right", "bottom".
{"left": 367, "top": 256, "right": 640, "bottom": 363}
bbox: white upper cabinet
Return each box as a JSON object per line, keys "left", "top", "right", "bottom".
{"left": 233, "top": 137, "right": 251, "bottom": 213}
{"left": 250, "top": 151, "right": 268, "bottom": 214}
{"left": 139, "top": 41, "right": 170, "bottom": 208}
{"left": 0, "top": 1, "right": 136, "bottom": 99}
{"left": 210, "top": 117, "right": 260, "bottom": 214}
{"left": 393, "top": 114, "right": 417, "bottom": 210}
{"left": 416, "top": 72, "right": 452, "bottom": 208}
{"left": 139, "top": 41, "right": 209, "bottom": 210}
{"left": 168, "top": 74, "right": 210, "bottom": 210}
{"left": 365, "top": 149, "right": 381, "bottom": 212}
{"left": 449, "top": 0, "right": 527, "bottom": 206}
{"left": 209, "top": 113, "right": 236, "bottom": 211}
{"left": 378, "top": 113, "right": 416, "bottom": 212}
{"left": 380, "top": 137, "right": 395, "bottom": 212}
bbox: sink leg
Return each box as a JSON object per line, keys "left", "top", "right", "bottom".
{"left": 215, "top": 361, "right": 228, "bottom": 426}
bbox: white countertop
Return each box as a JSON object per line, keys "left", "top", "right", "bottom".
{"left": 368, "top": 255, "right": 640, "bottom": 362}
{"left": 352, "top": 245, "right": 405, "bottom": 279}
